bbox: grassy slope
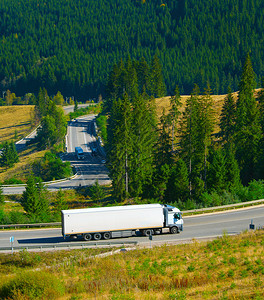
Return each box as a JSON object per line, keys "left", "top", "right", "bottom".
{"left": 0, "top": 230, "right": 263, "bottom": 299}
{"left": 0, "top": 105, "right": 35, "bottom": 144}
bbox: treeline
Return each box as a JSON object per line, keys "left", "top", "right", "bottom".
{"left": 105, "top": 54, "right": 264, "bottom": 209}
{"left": 0, "top": 0, "right": 264, "bottom": 99}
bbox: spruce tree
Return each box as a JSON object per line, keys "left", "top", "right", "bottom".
{"left": 22, "top": 176, "right": 49, "bottom": 216}
{"left": 207, "top": 147, "right": 227, "bottom": 193}
{"left": 130, "top": 94, "right": 157, "bottom": 197}
{"left": 0, "top": 141, "right": 19, "bottom": 168}
{"left": 169, "top": 85, "right": 182, "bottom": 152}
{"left": 234, "top": 54, "right": 262, "bottom": 184}
{"left": 0, "top": 185, "right": 4, "bottom": 206}
{"left": 107, "top": 94, "right": 133, "bottom": 200}
{"left": 149, "top": 54, "right": 166, "bottom": 98}
{"left": 165, "top": 158, "right": 189, "bottom": 203}
{"left": 53, "top": 189, "right": 68, "bottom": 215}
{"left": 155, "top": 108, "right": 172, "bottom": 168}
{"left": 224, "top": 144, "right": 241, "bottom": 191}
{"left": 219, "top": 87, "right": 236, "bottom": 143}
{"left": 90, "top": 180, "right": 106, "bottom": 203}
{"left": 179, "top": 85, "right": 201, "bottom": 197}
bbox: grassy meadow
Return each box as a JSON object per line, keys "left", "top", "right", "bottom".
{"left": 0, "top": 105, "right": 35, "bottom": 144}
{"left": 0, "top": 230, "right": 263, "bottom": 299}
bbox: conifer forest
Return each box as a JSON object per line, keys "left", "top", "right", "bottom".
{"left": 0, "top": 0, "right": 264, "bottom": 99}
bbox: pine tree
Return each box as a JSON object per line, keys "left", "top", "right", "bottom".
{"left": 149, "top": 54, "right": 166, "bottom": 98}
{"left": 37, "top": 115, "right": 57, "bottom": 149}
{"left": 74, "top": 98, "right": 78, "bottom": 112}
{"left": 0, "top": 185, "right": 4, "bottom": 206}
{"left": 22, "top": 176, "right": 49, "bottom": 216}
{"left": 90, "top": 180, "right": 106, "bottom": 203}
{"left": 165, "top": 158, "right": 189, "bottom": 203}
{"left": 129, "top": 94, "right": 157, "bottom": 197}
{"left": 155, "top": 108, "right": 172, "bottom": 168}
{"left": 180, "top": 84, "right": 214, "bottom": 196}
{"left": 234, "top": 53, "right": 262, "bottom": 184}
{"left": 9, "top": 141, "right": 19, "bottom": 165}
{"left": 169, "top": 85, "right": 182, "bottom": 152}
{"left": 179, "top": 85, "right": 201, "bottom": 197}
{"left": 219, "top": 86, "right": 236, "bottom": 143}
{"left": 207, "top": 146, "right": 227, "bottom": 193}
{"left": 0, "top": 141, "right": 19, "bottom": 168}
{"left": 107, "top": 94, "right": 133, "bottom": 200}
{"left": 224, "top": 144, "right": 241, "bottom": 191}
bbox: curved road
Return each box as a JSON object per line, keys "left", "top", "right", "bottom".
{"left": 0, "top": 206, "right": 263, "bottom": 249}
{"left": 3, "top": 114, "right": 110, "bottom": 194}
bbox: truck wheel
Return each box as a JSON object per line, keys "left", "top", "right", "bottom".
{"left": 93, "top": 233, "right": 102, "bottom": 240}
{"left": 83, "top": 233, "right": 92, "bottom": 241}
{"left": 103, "top": 232, "right": 111, "bottom": 240}
{"left": 170, "top": 226, "right": 178, "bottom": 234}
{"left": 142, "top": 229, "right": 152, "bottom": 236}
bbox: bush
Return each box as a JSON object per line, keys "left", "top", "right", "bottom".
{"left": 96, "top": 114, "right": 107, "bottom": 143}
{"left": 0, "top": 270, "right": 65, "bottom": 299}
{"left": 2, "top": 178, "right": 24, "bottom": 185}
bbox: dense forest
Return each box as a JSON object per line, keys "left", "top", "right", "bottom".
{"left": 104, "top": 54, "right": 264, "bottom": 209}
{"left": 0, "top": 0, "right": 264, "bottom": 100}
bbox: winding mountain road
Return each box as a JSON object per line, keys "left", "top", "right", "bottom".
{"left": 3, "top": 113, "right": 110, "bottom": 194}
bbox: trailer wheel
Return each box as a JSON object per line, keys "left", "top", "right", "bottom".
{"left": 170, "top": 226, "right": 178, "bottom": 234}
{"left": 93, "top": 233, "right": 102, "bottom": 240}
{"left": 103, "top": 232, "right": 111, "bottom": 240}
{"left": 142, "top": 229, "right": 152, "bottom": 236}
{"left": 83, "top": 233, "right": 92, "bottom": 241}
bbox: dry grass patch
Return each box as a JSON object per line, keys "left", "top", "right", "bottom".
{"left": 0, "top": 105, "right": 35, "bottom": 144}
{"left": 0, "top": 145, "right": 47, "bottom": 183}
{"left": 0, "top": 230, "right": 264, "bottom": 299}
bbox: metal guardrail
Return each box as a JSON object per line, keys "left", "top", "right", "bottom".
{"left": 0, "top": 222, "right": 61, "bottom": 230}
{"left": 182, "top": 198, "right": 264, "bottom": 215}
{"left": 1, "top": 199, "right": 264, "bottom": 230}
{"left": 0, "top": 241, "right": 138, "bottom": 252}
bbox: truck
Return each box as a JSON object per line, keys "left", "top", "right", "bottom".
{"left": 75, "top": 146, "right": 84, "bottom": 160}
{"left": 61, "top": 204, "right": 183, "bottom": 241}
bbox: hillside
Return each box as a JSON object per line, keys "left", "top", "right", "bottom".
{"left": 0, "top": 0, "right": 263, "bottom": 99}
{"left": 0, "top": 230, "right": 263, "bottom": 299}
{"left": 0, "top": 105, "right": 34, "bottom": 144}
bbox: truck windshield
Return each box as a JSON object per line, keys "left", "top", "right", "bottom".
{"left": 174, "top": 213, "right": 181, "bottom": 220}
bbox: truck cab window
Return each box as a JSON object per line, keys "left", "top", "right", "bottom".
{"left": 174, "top": 213, "right": 180, "bottom": 220}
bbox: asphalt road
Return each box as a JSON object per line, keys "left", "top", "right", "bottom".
{"left": 1, "top": 206, "right": 263, "bottom": 249}
{"left": 15, "top": 104, "right": 91, "bottom": 151}
{"left": 3, "top": 114, "right": 110, "bottom": 194}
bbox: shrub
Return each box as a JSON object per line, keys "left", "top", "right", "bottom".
{"left": 0, "top": 270, "right": 64, "bottom": 299}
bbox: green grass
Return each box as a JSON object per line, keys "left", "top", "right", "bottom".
{"left": 0, "top": 230, "right": 264, "bottom": 299}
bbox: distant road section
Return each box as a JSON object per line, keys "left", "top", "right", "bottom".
{"left": 15, "top": 104, "right": 91, "bottom": 150}
{"left": 3, "top": 113, "right": 110, "bottom": 195}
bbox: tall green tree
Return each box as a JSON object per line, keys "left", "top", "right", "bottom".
{"left": 165, "top": 158, "right": 189, "bottom": 203}
{"left": 169, "top": 85, "right": 182, "bottom": 152}
{"left": 0, "top": 141, "right": 19, "bottom": 168}
{"left": 130, "top": 94, "right": 157, "bottom": 197}
{"left": 234, "top": 54, "right": 262, "bottom": 184}
{"left": 219, "top": 87, "right": 236, "bottom": 143}
{"left": 107, "top": 94, "right": 133, "bottom": 200}
{"left": 90, "top": 180, "right": 106, "bottom": 203}
{"left": 0, "top": 185, "right": 4, "bottom": 206}
{"left": 21, "top": 176, "right": 49, "bottom": 216}
{"left": 207, "top": 147, "right": 227, "bottom": 193}
{"left": 149, "top": 55, "right": 166, "bottom": 98}
{"left": 53, "top": 189, "right": 68, "bottom": 216}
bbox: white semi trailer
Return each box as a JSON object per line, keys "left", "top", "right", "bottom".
{"left": 61, "top": 204, "right": 183, "bottom": 241}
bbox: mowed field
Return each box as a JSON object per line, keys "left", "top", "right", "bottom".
{"left": 0, "top": 105, "right": 34, "bottom": 144}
